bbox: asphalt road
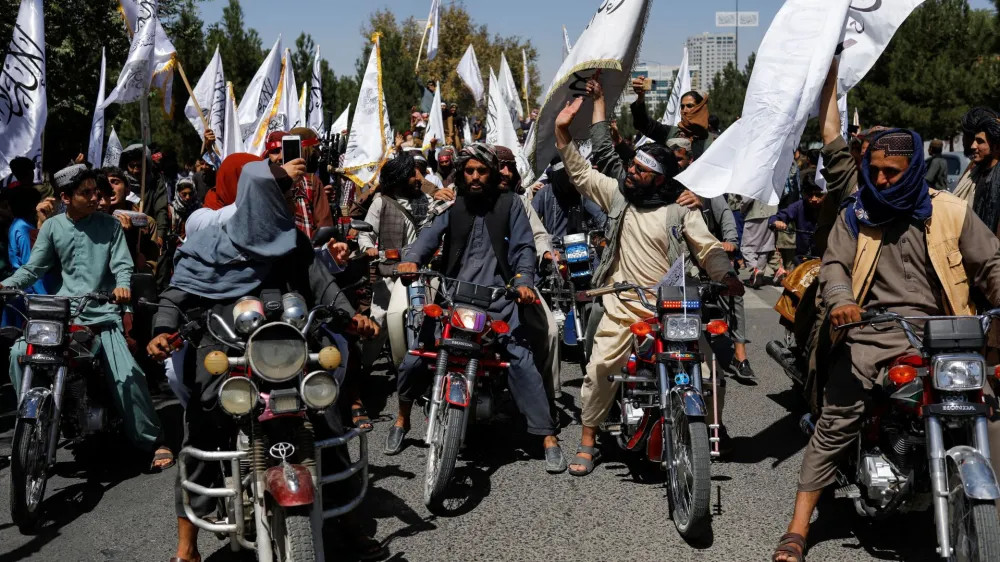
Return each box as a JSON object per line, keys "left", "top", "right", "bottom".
{"left": 0, "top": 285, "right": 944, "bottom": 562}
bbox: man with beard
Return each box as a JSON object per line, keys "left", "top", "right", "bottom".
{"left": 358, "top": 152, "right": 433, "bottom": 381}
{"left": 287, "top": 127, "right": 334, "bottom": 240}
{"left": 387, "top": 144, "right": 566, "bottom": 474}
{"left": 970, "top": 113, "right": 1000, "bottom": 235}
{"left": 531, "top": 156, "right": 607, "bottom": 240}
{"left": 554, "top": 96, "right": 741, "bottom": 476}
{"left": 436, "top": 146, "right": 458, "bottom": 187}
{"left": 773, "top": 128, "right": 1000, "bottom": 562}
{"left": 445, "top": 103, "right": 463, "bottom": 150}
{"left": 495, "top": 145, "right": 563, "bottom": 400}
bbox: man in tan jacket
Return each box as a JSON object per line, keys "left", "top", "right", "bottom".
{"left": 553, "top": 97, "right": 742, "bottom": 476}
{"left": 773, "top": 128, "right": 1000, "bottom": 562}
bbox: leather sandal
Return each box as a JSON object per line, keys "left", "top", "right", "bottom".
{"left": 772, "top": 532, "right": 806, "bottom": 562}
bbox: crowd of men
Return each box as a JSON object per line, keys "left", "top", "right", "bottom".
{"left": 3, "top": 48, "right": 1000, "bottom": 562}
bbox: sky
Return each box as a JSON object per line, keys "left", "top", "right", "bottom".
{"left": 199, "top": 0, "right": 997, "bottom": 97}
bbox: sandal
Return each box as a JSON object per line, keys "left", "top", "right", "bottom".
{"left": 151, "top": 446, "right": 175, "bottom": 471}
{"left": 568, "top": 445, "right": 601, "bottom": 477}
{"left": 772, "top": 532, "right": 806, "bottom": 562}
{"left": 352, "top": 406, "right": 374, "bottom": 433}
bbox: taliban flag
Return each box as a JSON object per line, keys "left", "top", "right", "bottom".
{"left": 562, "top": 25, "right": 573, "bottom": 61}
{"left": 87, "top": 48, "right": 107, "bottom": 170}
{"left": 487, "top": 69, "right": 530, "bottom": 183}
{"left": 456, "top": 44, "right": 484, "bottom": 105}
{"left": 0, "top": 0, "right": 46, "bottom": 184}
{"left": 424, "top": 0, "right": 441, "bottom": 62}
{"left": 103, "top": 0, "right": 159, "bottom": 109}
{"left": 184, "top": 45, "right": 225, "bottom": 154}
{"left": 307, "top": 46, "right": 325, "bottom": 135}
{"left": 221, "top": 82, "right": 244, "bottom": 158}
{"left": 117, "top": 0, "right": 177, "bottom": 116}
{"left": 245, "top": 49, "right": 300, "bottom": 156}
{"left": 103, "top": 127, "right": 123, "bottom": 168}
{"left": 330, "top": 104, "right": 350, "bottom": 137}
{"left": 677, "top": 0, "right": 924, "bottom": 204}
{"left": 422, "top": 82, "right": 445, "bottom": 151}
{"left": 498, "top": 53, "right": 523, "bottom": 123}
{"left": 527, "top": 0, "right": 651, "bottom": 175}
{"left": 343, "top": 33, "right": 392, "bottom": 189}
{"left": 238, "top": 36, "right": 283, "bottom": 140}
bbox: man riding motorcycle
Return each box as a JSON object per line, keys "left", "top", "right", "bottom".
{"left": 386, "top": 143, "right": 566, "bottom": 474}
{"left": 146, "top": 158, "right": 382, "bottom": 562}
{"left": 531, "top": 156, "right": 607, "bottom": 241}
{"left": 772, "top": 128, "right": 1000, "bottom": 562}
{"left": 1, "top": 164, "right": 172, "bottom": 470}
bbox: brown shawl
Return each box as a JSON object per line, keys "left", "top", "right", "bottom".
{"left": 677, "top": 94, "right": 710, "bottom": 140}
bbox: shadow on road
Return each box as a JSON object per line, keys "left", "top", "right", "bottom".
{"left": 725, "top": 390, "right": 809, "bottom": 468}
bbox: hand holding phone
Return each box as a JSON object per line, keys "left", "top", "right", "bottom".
{"left": 282, "top": 135, "right": 302, "bottom": 163}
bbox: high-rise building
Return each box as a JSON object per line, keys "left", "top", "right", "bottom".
{"left": 621, "top": 62, "right": 680, "bottom": 109}
{"left": 685, "top": 32, "right": 736, "bottom": 91}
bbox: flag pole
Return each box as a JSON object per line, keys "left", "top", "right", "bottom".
{"left": 139, "top": 96, "right": 151, "bottom": 213}
{"left": 415, "top": 24, "right": 429, "bottom": 74}
{"left": 176, "top": 60, "right": 211, "bottom": 133}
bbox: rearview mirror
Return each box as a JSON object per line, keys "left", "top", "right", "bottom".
{"left": 351, "top": 220, "right": 374, "bottom": 233}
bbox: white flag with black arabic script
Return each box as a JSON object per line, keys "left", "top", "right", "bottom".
{"left": 221, "top": 82, "right": 244, "bottom": 158}
{"left": 487, "top": 69, "right": 530, "bottom": 182}
{"left": 307, "top": 46, "right": 325, "bottom": 135}
{"left": 245, "top": 49, "right": 300, "bottom": 156}
{"left": 103, "top": 127, "right": 123, "bottom": 168}
{"left": 456, "top": 44, "right": 484, "bottom": 104}
{"left": 87, "top": 48, "right": 107, "bottom": 169}
{"left": 238, "top": 36, "right": 283, "bottom": 140}
{"left": 562, "top": 25, "right": 573, "bottom": 61}
{"left": 663, "top": 47, "right": 691, "bottom": 127}
{"left": 117, "top": 0, "right": 176, "bottom": 116}
{"left": 677, "top": 0, "right": 924, "bottom": 204}
{"left": 527, "top": 0, "right": 651, "bottom": 175}
{"left": 422, "top": 82, "right": 445, "bottom": 151}
{"left": 343, "top": 34, "right": 392, "bottom": 188}
{"left": 184, "top": 45, "right": 225, "bottom": 152}
{"left": 425, "top": 0, "right": 441, "bottom": 62}
{"left": 0, "top": 0, "right": 46, "bottom": 183}
{"left": 498, "top": 53, "right": 524, "bottom": 123}
{"left": 103, "top": 0, "right": 159, "bottom": 108}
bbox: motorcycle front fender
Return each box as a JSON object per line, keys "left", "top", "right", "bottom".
{"left": 946, "top": 445, "right": 1000, "bottom": 500}
{"left": 670, "top": 386, "right": 707, "bottom": 418}
{"left": 265, "top": 464, "right": 316, "bottom": 507}
{"left": 17, "top": 387, "right": 52, "bottom": 420}
{"left": 444, "top": 375, "right": 470, "bottom": 407}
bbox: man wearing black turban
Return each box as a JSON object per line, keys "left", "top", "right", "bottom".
{"left": 970, "top": 111, "right": 1000, "bottom": 233}
{"left": 387, "top": 143, "right": 567, "bottom": 474}
{"left": 954, "top": 106, "right": 999, "bottom": 203}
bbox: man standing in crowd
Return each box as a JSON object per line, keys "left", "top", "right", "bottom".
{"left": 971, "top": 114, "right": 1000, "bottom": 234}
{"left": 287, "top": 127, "right": 335, "bottom": 239}
{"left": 924, "top": 139, "right": 949, "bottom": 192}
{"left": 953, "top": 107, "right": 998, "bottom": 204}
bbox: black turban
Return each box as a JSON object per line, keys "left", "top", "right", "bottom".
{"left": 380, "top": 151, "right": 416, "bottom": 189}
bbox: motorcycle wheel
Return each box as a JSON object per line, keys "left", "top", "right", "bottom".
{"left": 947, "top": 466, "right": 1000, "bottom": 562}
{"left": 665, "top": 409, "right": 711, "bottom": 539}
{"left": 424, "top": 404, "right": 465, "bottom": 510}
{"left": 9, "top": 414, "right": 51, "bottom": 533}
{"left": 272, "top": 505, "right": 317, "bottom": 562}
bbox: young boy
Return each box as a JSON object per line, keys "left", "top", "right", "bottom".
{"left": 1, "top": 164, "right": 172, "bottom": 469}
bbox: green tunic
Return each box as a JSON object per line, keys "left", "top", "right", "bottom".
{"left": 2, "top": 212, "right": 133, "bottom": 326}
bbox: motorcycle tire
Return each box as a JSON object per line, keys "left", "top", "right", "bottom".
{"left": 666, "top": 413, "right": 712, "bottom": 540}
{"left": 10, "top": 416, "right": 50, "bottom": 533}
{"left": 272, "top": 505, "right": 317, "bottom": 562}
{"left": 947, "top": 470, "right": 1000, "bottom": 562}
{"left": 424, "top": 404, "right": 466, "bottom": 510}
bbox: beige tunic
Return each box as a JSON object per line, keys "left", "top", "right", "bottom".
{"left": 559, "top": 140, "right": 725, "bottom": 426}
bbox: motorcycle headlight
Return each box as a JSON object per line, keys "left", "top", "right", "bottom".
{"left": 933, "top": 355, "right": 985, "bottom": 391}
{"left": 300, "top": 371, "right": 339, "bottom": 409}
{"left": 219, "top": 376, "right": 258, "bottom": 416}
{"left": 663, "top": 315, "right": 700, "bottom": 342}
{"left": 247, "top": 322, "right": 308, "bottom": 382}
{"left": 25, "top": 320, "right": 63, "bottom": 346}
{"left": 450, "top": 307, "right": 487, "bottom": 332}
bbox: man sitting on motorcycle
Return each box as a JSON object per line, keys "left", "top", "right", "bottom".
{"left": 772, "top": 128, "right": 1000, "bottom": 562}
{"left": 1, "top": 164, "right": 173, "bottom": 470}
{"left": 358, "top": 152, "right": 433, "bottom": 387}
{"left": 554, "top": 97, "right": 742, "bottom": 476}
{"left": 531, "top": 156, "right": 607, "bottom": 241}
{"left": 769, "top": 174, "right": 825, "bottom": 266}
{"left": 147, "top": 158, "right": 383, "bottom": 562}
{"left": 495, "top": 144, "right": 562, "bottom": 400}
{"left": 386, "top": 143, "right": 567, "bottom": 474}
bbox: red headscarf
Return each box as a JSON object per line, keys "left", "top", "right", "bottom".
{"left": 204, "top": 153, "right": 259, "bottom": 210}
